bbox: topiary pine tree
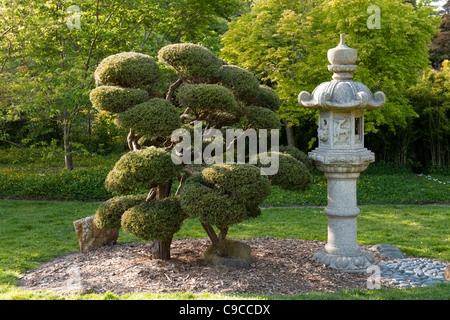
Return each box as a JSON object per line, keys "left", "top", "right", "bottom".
{"left": 90, "top": 44, "right": 311, "bottom": 261}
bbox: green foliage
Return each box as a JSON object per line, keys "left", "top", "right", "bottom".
{"left": 115, "top": 98, "right": 181, "bottom": 138}
{"left": 94, "top": 194, "right": 147, "bottom": 230}
{"left": 245, "top": 106, "right": 281, "bottom": 130}
{"left": 0, "top": 0, "right": 246, "bottom": 168}
{"left": 105, "top": 148, "right": 182, "bottom": 194}
{"left": 179, "top": 175, "right": 249, "bottom": 227}
{"left": 406, "top": 61, "right": 450, "bottom": 167}
{"left": 257, "top": 152, "right": 311, "bottom": 192}
{"left": 89, "top": 86, "right": 149, "bottom": 114}
{"left": 202, "top": 163, "right": 272, "bottom": 209}
{"left": 94, "top": 52, "right": 160, "bottom": 88}
{"left": 180, "top": 164, "right": 272, "bottom": 227}
{"left": 158, "top": 43, "right": 225, "bottom": 83}
{"left": 220, "top": 0, "right": 440, "bottom": 133}
{"left": 428, "top": 8, "right": 450, "bottom": 69}
{"left": 218, "top": 65, "right": 261, "bottom": 105}
{"left": 177, "top": 83, "right": 240, "bottom": 115}
{"left": 255, "top": 85, "right": 281, "bottom": 112}
{"left": 278, "top": 145, "right": 314, "bottom": 172}
{"left": 121, "top": 196, "right": 185, "bottom": 241}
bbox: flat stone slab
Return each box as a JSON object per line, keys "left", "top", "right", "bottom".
{"left": 370, "top": 244, "right": 404, "bottom": 259}
{"left": 73, "top": 215, "right": 119, "bottom": 253}
{"left": 204, "top": 240, "right": 252, "bottom": 268}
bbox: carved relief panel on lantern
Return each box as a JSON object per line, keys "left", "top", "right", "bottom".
{"left": 317, "top": 107, "right": 364, "bottom": 150}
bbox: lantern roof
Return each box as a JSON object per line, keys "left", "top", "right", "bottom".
{"left": 299, "top": 34, "right": 385, "bottom": 111}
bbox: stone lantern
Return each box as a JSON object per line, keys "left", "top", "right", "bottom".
{"left": 298, "top": 34, "right": 385, "bottom": 272}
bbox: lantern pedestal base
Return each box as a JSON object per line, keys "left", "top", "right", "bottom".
{"left": 314, "top": 249, "right": 376, "bottom": 273}
{"left": 312, "top": 168, "right": 377, "bottom": 272}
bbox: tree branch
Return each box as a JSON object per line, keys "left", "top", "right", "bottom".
{"left": 85, "top": 0, "right": 127, "bottom": 74}
{"left": 166, "top": 78, "right": 183, "bottom": 101}
{"left": 127, "top": 129, "right": 135, "bottom": 151}
{"left": 180, "top": 107, "right": 197, "bottom": 121}
{"left": 201, "top": 223, "right": 219, "bottom": 247}
{"left": 0, "top": 39, "right": 12, "bottom": 73}
{"left": 146, "top": 188, "right": 156, "bottom": 202}
{"left": 175, "top": 169, "right": 192, "bottom": 196}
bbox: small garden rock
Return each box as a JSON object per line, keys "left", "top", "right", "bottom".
{"left": 370, "top": 244, "right": 404, "bottom": 259}
{"left": 73, "top": 215, "right": 118, "bottom": 252}
{"left": 204, "top": 240, "right": 252, "bottom": 268}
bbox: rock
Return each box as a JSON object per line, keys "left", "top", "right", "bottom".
{"left": 445, "top": 265, "right": 450, "bottom": 281}
{"left": 73, "top": 215, "right": 118, "bottom": 252}
{"left": 370, "top": 244, "right": 404, "bottom": 259}
{"left": 204, "top": 240, "right": 252, "bottom": 268}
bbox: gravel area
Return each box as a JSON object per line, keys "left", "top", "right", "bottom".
{"left": 378, "top": 258, "right": 449, "bottom": 288}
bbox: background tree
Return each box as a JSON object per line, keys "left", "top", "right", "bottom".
{"left": 0, "top": 0, "right": 245, "bottom": 168}
{"left": 429, "top": 0, "right": 450, "bottom": 69}
{"left": 220, "top": 0, "right": 440, "bottom": 153}
{"left": 92, "top": 43, "right": 312, "bottom": 260}
{"left": 406, "top": 60, "right": 450, "bottom": 168}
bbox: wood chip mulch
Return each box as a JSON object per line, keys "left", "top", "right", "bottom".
{"left": 18, "top": 237, "right": 398, "bottom": 297}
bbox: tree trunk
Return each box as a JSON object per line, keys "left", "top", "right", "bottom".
{"left": 285, "top": 120, "right": 295, "bottom": 147}
{"left": 155, "top": 183, "right": 171, "bottom": 200}
{"left": 201, "top": 223, "right": 229, "bottom": 257}
{"left": 153, "top": 238, "right": 172, "bottom": 260}
{"left": 151, "top": 182, "right": 173, "bottom": 260}
{"left": 216, "top": 226, "right": 229, "bottom": 257}
{"left": 63, "top": 117, "right": 74, "bottom": 171}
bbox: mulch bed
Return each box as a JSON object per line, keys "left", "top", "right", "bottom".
{"left": 18, "top": 237, "right": 399, "bottom": 297}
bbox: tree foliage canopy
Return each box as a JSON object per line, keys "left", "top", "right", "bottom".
{"left": 220, "top": 0, "right": 440, "bottom": 133}
{"left": 90, "top": 40, "right": 312, "bottom": 259}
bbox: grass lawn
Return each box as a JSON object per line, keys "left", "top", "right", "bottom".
{"left": 0, "top": 149, "right": 448, "bottom": 300}
{"left": 0, "top": 199, "right": 448, "bottom": 300}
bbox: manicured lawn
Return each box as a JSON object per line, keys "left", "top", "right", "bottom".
{"left": 0, "top": 200, "right": 448, "bottom": 300}
{"left": 0, "top": 149, "right": 448, "bottom": 300}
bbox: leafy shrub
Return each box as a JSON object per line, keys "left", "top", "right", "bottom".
{"left": 255, "top": 85, "right": 281, "bottom": 112}
{"left": 256, "top": 152, "right": 311, "bottom": 192}
{"left": 115, "top": 98, "right": 180, "bottom": 138}
{"left": 158, "top": 43, "right": 224, "bottom": 83}
{"left": 121, "top": 196, "right": 185, "bottom": 241}
{"left": 201, "top": 163, "right": 271, "bottom": 209}
{"left": 94, "top": 52, "right": 160, "bottom": 88}
{"left": 245, "top": 105, "right": 281, "bottom": 130}
{"left": 89, "top": 86, "right": 149, "bottom": 113}
{"left": 94, "top": 194, "right": 147, "bottom": 229}
{"left": 218, "top": 65, "right": 260, "bottom": 104}
{"left": 177, "top": 83, "right": 240, "bottom": 115}
{"left": 105, "top": 148, "right": 182, "bottom": 194}
{"left": 278, "top": 145, "right": 314, "bottom": 172}
{"left": 180, "top": 164, "right": 271, "bottom": 227}
{"left": 179, "top": 174, "right": 249, "bottom": 226}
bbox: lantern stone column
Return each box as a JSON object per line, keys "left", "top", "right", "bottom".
{"left": 298, "top": 34, "right": 385, "bottom": 272}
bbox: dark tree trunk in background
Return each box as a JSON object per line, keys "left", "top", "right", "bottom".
{"left": 285, "top": 120, "right": 296, "bottom": 147}
{"left": 63, "top": 118, "right": 74, "bottom": 171}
